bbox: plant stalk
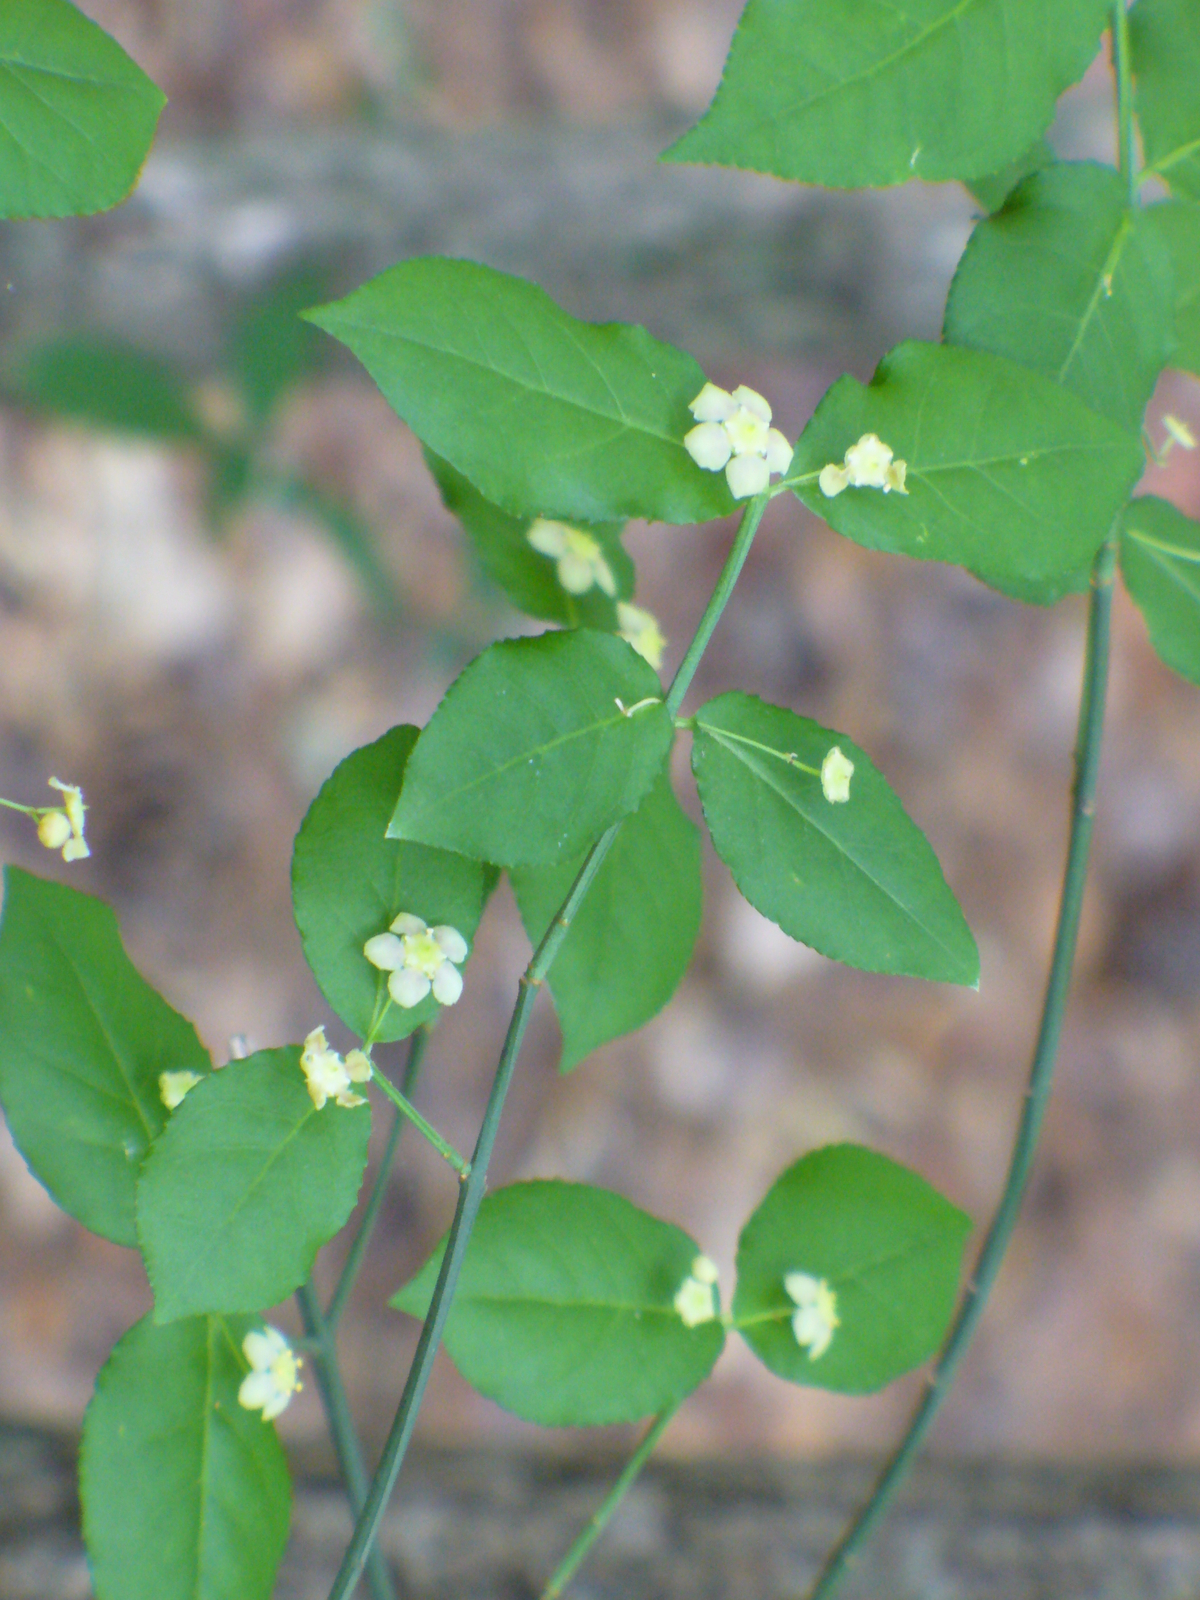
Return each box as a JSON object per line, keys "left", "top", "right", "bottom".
{"left": 329, "top": 1028, "right": 429, "bottom": 1329}
{"left": 803, "top": 539, "right": 1117, "bottom": 1600}
{"left": 369, "top": 1068, "right": 469, "bottom": 1178}
{"left": 540, "top": 1404, "right": 681, "bottom": 1599}
{"left": 324, "top": 492, "right": 769, "bottom": 1600}
{"left": 1112, "top": 0, "right": 1137, "bottom": 205}
{"left": 296, "top": 1281, "right": 398, "bottom": 1600}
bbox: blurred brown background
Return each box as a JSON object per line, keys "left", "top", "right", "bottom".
{"left": 0, "top": 0, "right": 1199, "bottom": 1476}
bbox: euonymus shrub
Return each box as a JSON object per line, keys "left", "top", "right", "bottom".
{"left": 1, "top": 2, "right": 1198, "bottom": 1598}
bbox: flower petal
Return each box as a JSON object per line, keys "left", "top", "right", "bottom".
{"left": 684, "top": 421, "right": 733, "bottom": 472}
{"left": 431, "top": 961, "right": 464, "bottom": 1006}
{"left": 389, "top": 967, "right": 431, "bottom": 1008}
{"left": 725, "top": 453, "right": 770, "bottom": 499}
{"left": 363, "top": 932, "right": 405, "bottom": 970}
{"left": 689, "top": 382, "right": 735, "bottom": 423}
{"left": 389, "top": 912, "right": 428, "bottom": 937}
{"left": 526, "top": 517, "right": 569, "bottom": 557}
{"left": 432, "top": 925, "right": 468, "bottom": 963}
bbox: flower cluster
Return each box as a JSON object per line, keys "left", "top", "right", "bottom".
{"left": 238, "top": 1326, "right": 302, "bottom": 1421}
{"left": 819, "top": 433, "right": 908, "bottom": 498}
{"left": 527, "top": 518, "right": 617, "bottom": 597}
{"left": 617, "top": 601, "right": 666, "bottom": 670}
{"left": 36, "top": 778, "right": 89, "bottom": 862}
{"left": 159, "top": 1069, "right": 203, "bottom": 1111}
{"left": 820, "top": 746, "right": 855, "bottom": 805}
{"left": 684, "top": 382, "right": 792, "bottom": 500}
{"left": 784, "top": 1271, "right": 839, "bottom": 1360}
{"left": 364, "top": 914, "right": 468, "bottom": 1009}
{"left": 299, "top": 1026, "right": 372, "bottom": 1111}
{"left": 673, "top": 1254, "right": 720, "bottom": 1327}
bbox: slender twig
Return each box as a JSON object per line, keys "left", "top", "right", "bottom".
{"left": 296, "top": 1282, "right": 398, "bottom": 1600}
{"left": 1112, "top": 0, "right": 1137, "bottom": 205}
{"left": 324, "top": 493, "right": 769, "bottom": 1600}
{"left": 369, "top": 1067, "right": 470, "bottom": 1179}
{"left": 540, "top": 1404, "right": 681, "bottom": 1600}
{"left": 803, "top": 539, "right": 1118, "bottom": 1600}
{"left": 329, "top": 1028, "right": 430, "bottom": 1330}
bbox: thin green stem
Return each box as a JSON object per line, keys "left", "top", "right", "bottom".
{"left": 369, "top": 1068, "right": 469, "bottom": 1179}
{"left": 325, "top": 495, "right": 767, "bottom": 1600}
{"left": 540, "top": 1404, "right": 681, "bottom": 1599}
{"left": 296, "top": 1282, "right": 398, "bottom": 1600}
{"left": 329, "top": 1028, "right": 429, "bottom": 1330}
{"left": 804, "top": 540, "right": 1117, "bottom": 1600}
{"left": 0, "top": 795, "right": 38, "bottom": 816}
{"left": 665, "top": 493, "right": 768, "bottom": 717}
{"left": 1112, "top": 0, "right": 1137, "bottom": 206}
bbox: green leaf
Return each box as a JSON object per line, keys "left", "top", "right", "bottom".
{"left": 662, "top": 0, "right": 1108, "bottom": 189}
{"left": 511, "top": 771, "right": 703, "bottom": 1071}
{"left": 0, "top": 867, "right": 211, "bottom": 1247}
{"left": 733, "top": 1145, "right": 972, "bottom": 1394}
{"left": 1132, "top": 0, "right": 1200, "bottom": 200}
{"left": 944, "top": 161, "right": 1176, "bottom": 432}
{"left": 388, "top": 629, "right": 674, "bottom": 867}
{"left": 691, "top": 693, "right": 979, "bottom": 986}
{"left": 230, "top": 266, "right": 327, "bottom": 423}
{"left": 1118, "top": 495, "right": 1200, "bottom": 684}
{"left": 1143, "top": 198, "right": 1200, "bottom": 377}
{"left": 292, "top": 725, "right": 488, "bottom": 1044}
{"left": 965, "top": 136, "right": 1053, "bottom": 213}
{"left": 136, "top": 1047, "right": 370, "bottom": 1322}
{"left": 786, "top": 340, "right": 1145, "bottom": 604}
{"left": 304, "top": 257, "right": 733, "bottom": 526}
{"left": 80, "top": 1313, "right": 291, "bottom": 1600}
{"left": 0, "top": 0, "right": 165, "bottom": 219}
{"left": 425, "top": 450, "right": 633, "bottom": 628}
{"left": 391, "top": 1180, "right": 724, "bottom": 1425}
{"left": 10, "top": 337, "right": 202, "bottom": 441}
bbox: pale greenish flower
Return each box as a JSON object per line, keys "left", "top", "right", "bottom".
{"left": 159, "top": 1069, "right": 203, "bottom": 1111}
{"left": 37, "top": 778, "right": 89, "bottom": 861}
{"left": 784, "top": 1271, "right": 839, "bottom": 1360}
{"left": 1163, "top": 413, "right": 1196, "bottom": 452}
{"left": 527, "top": 518, "right": 616, "bottom": 597}
{"left": 238, "top": 1326, "right": 303, "bottom": 1421}
{"left": 685, "top": 381, "right": 792, "bottom": 500}
{"left": 365, "top": 913, "right": 468, "bottom": 1009}
{"left": 820, "top": 746, "right": 855, "bottom": 804}
{"left": 617, "top": 601, "right": 666, "bottom": 670}
{"left": 299, "top": 1026, "right": 366, "bottom": 1110}
{"left": 673, "top": 1254, "right": 720, "bottom": 1327}
{"left": 820, "top": 433, "right": 908, "bottom": 498}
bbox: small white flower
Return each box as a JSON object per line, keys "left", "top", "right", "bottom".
{"left": 299, "top": 1026, "right": 368, "bottom": 1110}
{"left": 617, "top": 601, "right": 666, "bottom": 670}
{"left": 784, "top": 1271, "right": 839, "bottom": 1360}
{"left": 673, "top": 1254, "right": 720, "bottom": 1327}
{"left": 820, "top": 433, "right": 908, "bottom": 499}
{"left": 820, "top": 746, "right": 855, "bottom": 804}
{"left": 684, "top": 381, "right": 792, "bottom": 500}
{"left": 36, "top": 778, "right": 89, "bottom": 862}
{"left": 238, "top": 1326, "right": 303, "bottom": 1421}
{"left": 159, "top": 1069, "right": 203, "bottom": 1111}
{"left": 365, "top": 913, "right": 468, "bottom": 1009}
{"left": 527, "top": 519, "right": 617, "bottom": 597}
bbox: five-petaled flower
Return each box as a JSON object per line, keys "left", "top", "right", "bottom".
{"left": 238, "top": 1326, "right": 303, "bottom": 1421}
{"left": 617, "top": 601, "right": 666, "bottom": 670}
{"left": 527, "top": 518, "right": 617, "bottom": 597}
{"left": 683, "top": 382, "right": 792, "bottom": 500}
{"left": 819, "top": 433, "right": 908, "bottom": 499}
{"left": 36, "top": 778, "right": 89, "bottom": 862}
{"left": 673, "top": 1254, "right": 720, "bottom": 1327}
{"left": 299, "top": 1026, "right": 372, "bottom": 1111}
{"left": 820, "top": 746, "right": 855, "bottom": 804}
{"left": 364, "top": 914, "right": 469, "bottom": 1009}
{"left": 159, "top": 1069, "right": 203, "bottom": 1111}
{"left": 784, "top": 1271, "right": 839, "bottom": 1360}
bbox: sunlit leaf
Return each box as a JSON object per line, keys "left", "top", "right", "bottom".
{"left": 663, "top": 0, "right": 1108, "bottom": 189}
{"left": 1119, "top": 494, "right": 1200, "bottom": 685}
{"left": 1131, "top": 0, "right": 1200, "bottom": 200}
{"left": 733, "top": 1145, "right": 972, "bottom": 1393}
{"left": 305, "top": 257, "right": 733, "bottom": 525}
{"left": 391, "top": 1181, "right": 724, "bottom": 1425}
{"left": 0, "top": 868, "right": 211, "bottom": 1246}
